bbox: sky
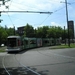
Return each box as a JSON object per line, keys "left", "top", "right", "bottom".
{"left": 0, "top": 0, "right": 75, "bottom": 30}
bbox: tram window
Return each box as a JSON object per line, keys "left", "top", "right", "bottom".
{"left": 30, "top": 40, "right": 36, "bottom": 44}
{"left": 44, "top": 40, "right": 49, "bottom": 43}
{"left": 52, "top": 40, "right": 54, "bottom": 43}
{"left": 18, "top": 40, "right": 21, "bottom": 46}
{"left": 21, "top": 41, "right": 23, "bottom": 45}
{"left": 8, "top": 38, "right": 16, "bottom": 47}
{"left": 25, "top": 40, "right": 28, "bottom": 44}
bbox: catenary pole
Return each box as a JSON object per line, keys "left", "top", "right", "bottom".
{"left": 65, "top": 0, "right": 70, "bottom": 47}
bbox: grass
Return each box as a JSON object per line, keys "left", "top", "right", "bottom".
{"left": 50, "top": 43, "right": 75, "bottom": 49}
{"left": 0, "top": 44, "right": 75, "bottom": 52}
{"left": 0, "top": 49, "right": 6, "bottom": 52}
{"left": 0, "top": 46, "right": 6, "bottom": 52}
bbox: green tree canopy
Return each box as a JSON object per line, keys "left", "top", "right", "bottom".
{"left": 0, "top": 26, "right": 8, "bottom": 45}
{"left": 24, "top": 23, "right": 35, "bottom": 37}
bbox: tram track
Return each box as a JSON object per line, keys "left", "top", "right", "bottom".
{"left": 2, "top": 52, "right": 41, "bottom": 75}
{"left": 2, "top": 53, "right": 11, "bottom": 75}
{"left": 15, "top": 53, "right": 41, "bottom": 75}
{"left": 2, "top": 47, "right": 75, "bottom": 75}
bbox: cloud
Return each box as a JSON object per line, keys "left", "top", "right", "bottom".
{"left": 0, "top": 0, "right": 64, "bottom": 16}
{"left": 3, "top": 0, "right": 64, "bottom": 11}
{"left": 50, "top": 22, "right": 61, "bottom": 27}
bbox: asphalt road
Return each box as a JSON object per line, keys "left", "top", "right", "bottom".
{"left": 0, "top": 47, "right": 75, "bottom": 75}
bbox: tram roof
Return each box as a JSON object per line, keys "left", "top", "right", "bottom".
{"left": 7, "top": 36, "right": 20, "bottom": 38}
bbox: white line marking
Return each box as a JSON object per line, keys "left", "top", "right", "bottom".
{"left": 50, "top": 52, "right": 75, "bottom": 59}
{"left": 15, "top": 54, "right": 41, "bottom": 75}
{"left": 2, "top": 54, "right": 11, "bottom": 75}
{"left": 37, "top": 49, "right": 75, "bottom": 59}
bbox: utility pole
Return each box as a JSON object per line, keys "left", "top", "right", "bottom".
{"left": 14, "top": 26, "right": 15, "bottom": 35}
{"left": 64, "top": 26, "right": 66, "bottom": 45}
{"left": 65, "top": 0, "right": 70, "bottom": 47}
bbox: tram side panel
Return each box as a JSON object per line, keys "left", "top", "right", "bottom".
{"left": 29, "top": 38, "right": 37, "bottom": 48}
{"left": 42, "top": 38, "right": 51, "bottom": 46}
{"left": 37, "top": 38, "right": 43, "bottom": 47}
{"left": 6, "top": 36, "right": 61, "bottom": 52}
{"left": 23, "top": 37, "right": 30, "bottom": 50}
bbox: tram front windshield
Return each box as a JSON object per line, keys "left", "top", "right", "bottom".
{"left": 7, "top": 38, "right": 16, "bottom": 47}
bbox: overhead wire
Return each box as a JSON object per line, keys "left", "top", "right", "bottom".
{"left": 0, "top": 0, "right": 15, "bottom": 28}
{"left": 1, "top": 0, "right": 73, "bottom": 28}
{"left": 5, "top": 0, "right": 15, "bottom": 29}
{"left": 1, "top": 1, "right": 52, "bottom": 26}
{"left": 7, "top": 0, "right": 13, "bottom": 10}
{"left": 40, "top": 0, "right": 75, "bottom": 25}
{"left": 7, "top": 0, "right": 42, "bottom": 11}
{"left": 39, "top": 5, "right": 66, "bottom": 25}
{"left": 67, "top": 1, "right": 75, "bottom": 9}
{"left": 39, "top": 14, "right": 51, "bottom": 25}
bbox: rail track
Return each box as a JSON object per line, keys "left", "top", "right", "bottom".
{"left": 2, "top": 52, "right": 41, "bottom": 75}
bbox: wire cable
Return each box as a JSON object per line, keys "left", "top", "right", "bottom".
{"left": 1, "top": 1, "right": 72, "bottom": 29}
{"left": 38, "top": 5, "right": 66, "bottom": 25}
{"left": 39, "top": 14, "right": 51, "bottom": 25}
{"left": 7, "top": 13, "right": 14, "bottom": 25}
{"left": 7, "top": 0, "right": 13, "bottom": 10}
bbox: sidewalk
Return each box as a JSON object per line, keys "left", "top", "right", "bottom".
{"left": 0, "top": 46, "right": 6, "bottom": 50}
{"left": 0, "top": 52, "right": 6, "bottom": 56}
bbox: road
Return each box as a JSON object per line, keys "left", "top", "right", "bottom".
{"left": 0, "top": 47, "right": 75, "bottom": 75}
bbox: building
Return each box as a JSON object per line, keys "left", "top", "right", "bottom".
{"left": 68, "top": 21, "right": 74, "bottom": 38}
{"left": 17, "top": 26, "right": 25, "bottom": 36}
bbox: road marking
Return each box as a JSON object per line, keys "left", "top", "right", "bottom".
{"left": 50, "top": 52, "right": 75, "bottom": 59}
{"left": 2, "top": 54, "right": 11, "bottom": 75}
{"left": 15, "top": 54, "right": 41, "bottom": 75}
{"left": 37, "top": 49, "right": 75, "bottom": 59}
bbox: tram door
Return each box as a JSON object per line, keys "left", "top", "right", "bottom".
{"left": 7, "top": 38, "right": 17, "bottom": 48}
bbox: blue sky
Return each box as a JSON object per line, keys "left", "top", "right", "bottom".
{"left": 0, "top": 0, "right": 75, "bottom": 30}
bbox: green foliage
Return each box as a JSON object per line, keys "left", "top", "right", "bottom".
{"left": 49, "top": 44, "right": 75, "bottom": 49}
{"left": 0, "top": 24, "right": 73, "bottom": 46}
{"left": 24, "top": 23, "right": 35, "bottom": 37}
{"left": 6, "top": 27, "right": 15, "bottom": 35}
{"left": 36, "top": 26, "right": 49, "bottom": 38}
{"left": 0, "top": 26, "right": 8, "bottom": 45}
{"left": 46, "top": 26, "right": 63, "bottom": 38}
{"left": 0, "top": 26, "right": 16, "bottom": 46}
{"left": 23, "top": 24, "right": 73, "bottom": 39}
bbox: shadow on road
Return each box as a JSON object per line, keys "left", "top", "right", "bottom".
{"left": 7, "top": 47, "right": 47, "bottom": 54}
{"left": 7, "top": 48, "right": 38, "bottom": 54}
{"left": 7, "top": 49, "right": 29, "bottom": 54}
{"left": 0, "top": 67, "right": 49, "bottom": 75}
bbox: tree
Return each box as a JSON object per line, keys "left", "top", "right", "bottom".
{"left": 0, "top": 26, "right": 8, "bottom": 45}
{"left": 24, "top": 23, "right": 35, "bottom": 37}
{"left": 42, "top": 26, "right": 49, "bottom": 38}
{"left": 47, "top": 26, "right": 63, "bottom": 38}
{"left": 36, "top": 27, "right": 43, "bottom": 38}
{"left": 6, "top": 27, "right": 15, "bottom": 36}
{"left": 47, "top": 26, "right": 56, "bottom": 38}
{"left": 55, "top": 26, "right": 63, "bottom": 38}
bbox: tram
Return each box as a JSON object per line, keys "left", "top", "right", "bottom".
{"left": 6, "top": 36, "right": 61, "bottom": 52}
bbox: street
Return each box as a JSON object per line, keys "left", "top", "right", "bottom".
{"left": 0, "top": 47, "right": 75, "bottom": 75}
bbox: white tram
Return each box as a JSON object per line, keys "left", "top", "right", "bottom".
{"left": 6, "top": 36, "right": 23, "bottom": 52}
{"left": 6, "top": 36, "right": 61, "bottom": 52}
